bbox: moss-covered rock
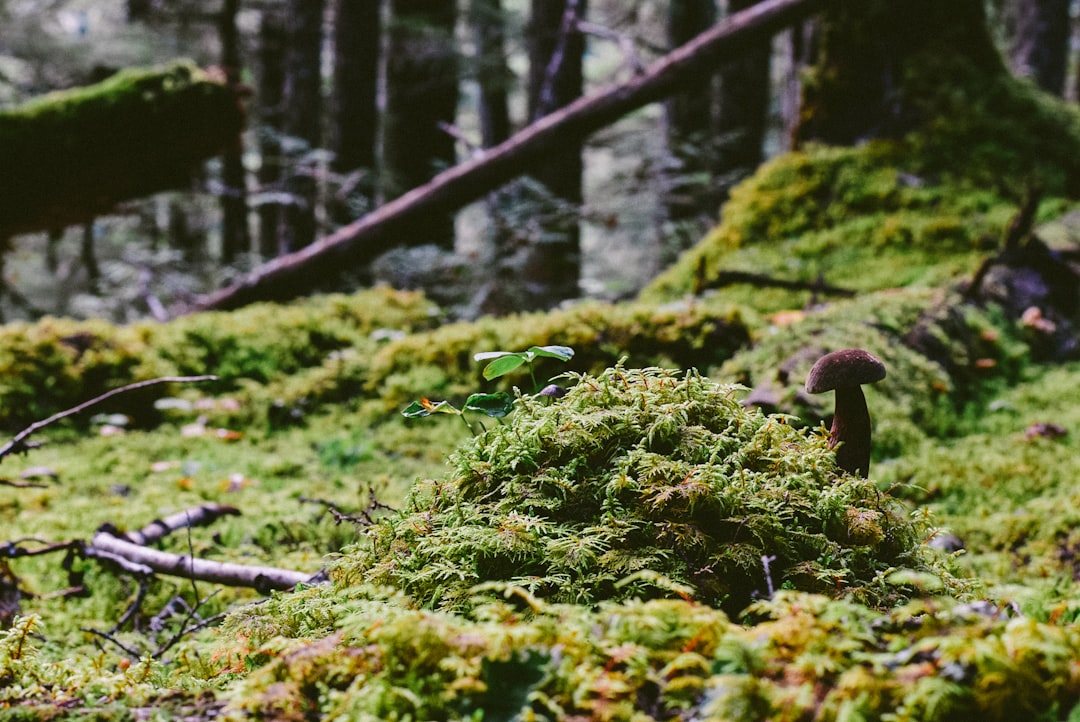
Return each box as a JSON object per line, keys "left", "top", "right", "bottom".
{"left": 336, "top": 365, "right": 954, "bottom": 616}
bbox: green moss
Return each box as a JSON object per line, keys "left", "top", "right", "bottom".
{"left": 0, "top": 286, "right": 438, "bottom": 430}
{"left": 336, "top": 365, "right": 953, "bottom": 616}
{"left": 362, "top": 299, "right": 751, "bottom": 413}
{"left": 219, "top": 587, "right": 1080, "bottom": 721}
{"left": 0, "top": 61, "right": 248, "bottom": 237}
{"left": 642, "top": 60, "right": 1080, "bottom": 308}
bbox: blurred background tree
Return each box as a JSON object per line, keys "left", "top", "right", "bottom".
{"left": 0, "top": 0, "right": 1076, "bottom": 322}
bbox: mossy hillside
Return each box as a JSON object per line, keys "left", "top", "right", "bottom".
{"left": 716, "top": 287, "right": 1030, "bottom": 459}
{"left": 640, "top": 144, "right": 1024, "bottom": 309}
{"left": 336, "top": 366, "right": 952, "bottom": 617}
{"left": 219, "top": 586, "right": 1080, "bottom": 721}
{"left": 641, "top": 61, "right": 1080, "bottom": 309}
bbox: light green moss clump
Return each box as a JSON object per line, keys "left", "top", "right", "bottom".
{"left": 336, "top": 365, "right": 952, "bottom": 616}
{"left": 0, "top": 286, "right": 438, "bottom": 430}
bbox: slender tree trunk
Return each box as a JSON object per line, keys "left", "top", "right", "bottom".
{"left": 524, "top": 0, "right": 586, "bottom": 307}
{"left": 469, "top": 0, "right": 520, "bottom": 315}
{"left": 331, "top": 0, "right": 381, "bottom": 222}
{"left": 382, "top": 0, "right": 459, "bottom": 249}
{"left": 714, "top": 0, "right": 770, "bottom": 190}
{"left": 664, "top": 0, "right": 717, "bottom": 224}
{"left": 1010, "top": 0, "right": 1069, "bottom": 96}
{"left": 472, "top": 0, "right": 512, "bottom": 148}
{"left": 279, "top": 0, "right": 325, "bottom": 253}
{"left": 219, "top": 0, "right": 250, "bottom": 262}
{"left": 257, "top": 9, "right": 286, "bottom": 259}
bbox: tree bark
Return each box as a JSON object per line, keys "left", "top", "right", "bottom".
{"left": 523, "top": 0, "right": 587, "bottom": 307}
{"left": 796, "top": 0, "right": 1001, "bottom": 145}
{"left": 331, "top": 0, "right": 381, "bottom": 221}
{"left": 191, "top": 0, "right": 825, "bottom": 312}
{"left": 1010, "top": 0, "right": 1069, "bottom": 96}
{"left": 472, "top": 0, "right": 513, "bottom": 148}
{"left": 256, "top": 9, "right": 286, "bottom": 259}
{"left": 278, "top": 0, "right": 325, "bottom": 254}
{"left": 714, "top": 0, "right": 770, "bottom": 190}
{"left": 665, "top": 0, "right": 719, "bottom": 223}
{"left": 219, "top": 0, "right": 250, "bottom": 262}
{"left": 383, "top": 0, "right": 459, "bottom": 249}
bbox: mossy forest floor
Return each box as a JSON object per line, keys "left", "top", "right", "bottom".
{"left": 5, "top": 77, "right": 1080, "bottom": 718}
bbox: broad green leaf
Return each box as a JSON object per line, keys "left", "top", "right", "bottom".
{"left": 482, "top": 353, "right": 528, "bottom": 380}
{"left": 473, "top": 350, "right": 515, "bottom": 361}
{"left": 465, "top": 392, "right": 515, "bottom": 418}
{"left": 528, "top": 345, "right": 575, "bottom": 361}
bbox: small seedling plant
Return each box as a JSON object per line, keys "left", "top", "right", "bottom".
{"left": 401, "top": 345, "right": 574, "bottom": 434}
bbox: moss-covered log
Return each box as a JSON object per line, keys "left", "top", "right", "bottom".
{"left": 0, "top": 62, "right": 245, "bottom": 239}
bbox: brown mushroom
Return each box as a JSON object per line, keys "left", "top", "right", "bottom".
{"left": 805, "top": 349, "right": 886, "bottom": 478}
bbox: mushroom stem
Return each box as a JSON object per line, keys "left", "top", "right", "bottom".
{"left": 830, "top": 384, "right": 872, "bottom": 478}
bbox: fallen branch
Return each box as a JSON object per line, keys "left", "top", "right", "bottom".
{"left": 89, "top": 530, "right": 313, "bottom": 593}
{"left": 104, "top": 503, "right": 241, "bottom": 546}
{"left": 0, "top": 375, "right": 217, "bottom": 462}
{"left": 699, "top": 269, "right": 856, "bottom": 297}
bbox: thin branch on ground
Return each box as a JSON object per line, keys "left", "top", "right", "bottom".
{"left": 0, "top": 375, "right": 218, "bottom": 462}
{"left": 109, "top": 503, "right": 240, "bottom": 546}
{"left": 698, "top": 269, "right": 857, "bottom": 298}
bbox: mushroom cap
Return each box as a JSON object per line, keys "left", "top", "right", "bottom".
{"left": 805, "top": 348, "right": 886, "bottom": 394}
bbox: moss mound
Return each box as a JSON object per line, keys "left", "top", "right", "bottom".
{"left": 337, "top": 365, "right": 952, "bottom": 615}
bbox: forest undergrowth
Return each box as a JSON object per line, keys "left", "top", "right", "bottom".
{"left": 4, "top": 65, "right": 1080, "bottom": 718}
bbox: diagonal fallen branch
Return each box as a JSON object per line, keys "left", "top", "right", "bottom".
{"left": 192, "top": 0, "right": 826, "bottom": 311}
{"left": 0, "top": 374, "right": 218, "bottom": 463}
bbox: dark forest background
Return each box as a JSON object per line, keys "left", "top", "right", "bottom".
{"left": 0, "top": 0, "right": 1076, "bottom": 322}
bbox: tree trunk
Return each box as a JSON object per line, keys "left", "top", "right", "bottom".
{"left": 1010, "top": 0, "right": 1069, "bottom": 96}
{"left": 524, "top": 0, "right": 587, "bottom": 308}
{"left": 257, "top": 9, "right": 286, "bottom": 259}
{"left": 714, "top": 0, "right": 770, "bottom": 190}
{"left": 192, "top": 0, "right": 824, "bottom": 312}
{"left": 472, "top": 0, "right": 513, "bottom": 148}
{"left": 219, "top": 0, "right": 250, "bottom": 262}
{"left": 382, "top": 0, "right": 459, "bottom": 249}
{"left": 796, "top": 0, "right": 1001, "bottom": 145}
{"left": 331, "top": 0, "right": 381, "bottom": 222}
{"left": 279, "top": 0, "right": 325, "bottom": 253}
{"left": 664, "top": 0, "right": 718, "bottom": 224}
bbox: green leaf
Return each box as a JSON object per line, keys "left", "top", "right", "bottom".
{"left": 528, "top": 345, "right": 575, "bottom": 362}
{"left": 482, "top": 354, "right": 528, "bottom": 380}
{"left": 464, "top": 392, "right": 515, "bottom": 418}
{"left": 473, "top": 350, "right": 514, "bottom": 362}
{"left": 401, "top": 399, "right": 461, "bottom": 418}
